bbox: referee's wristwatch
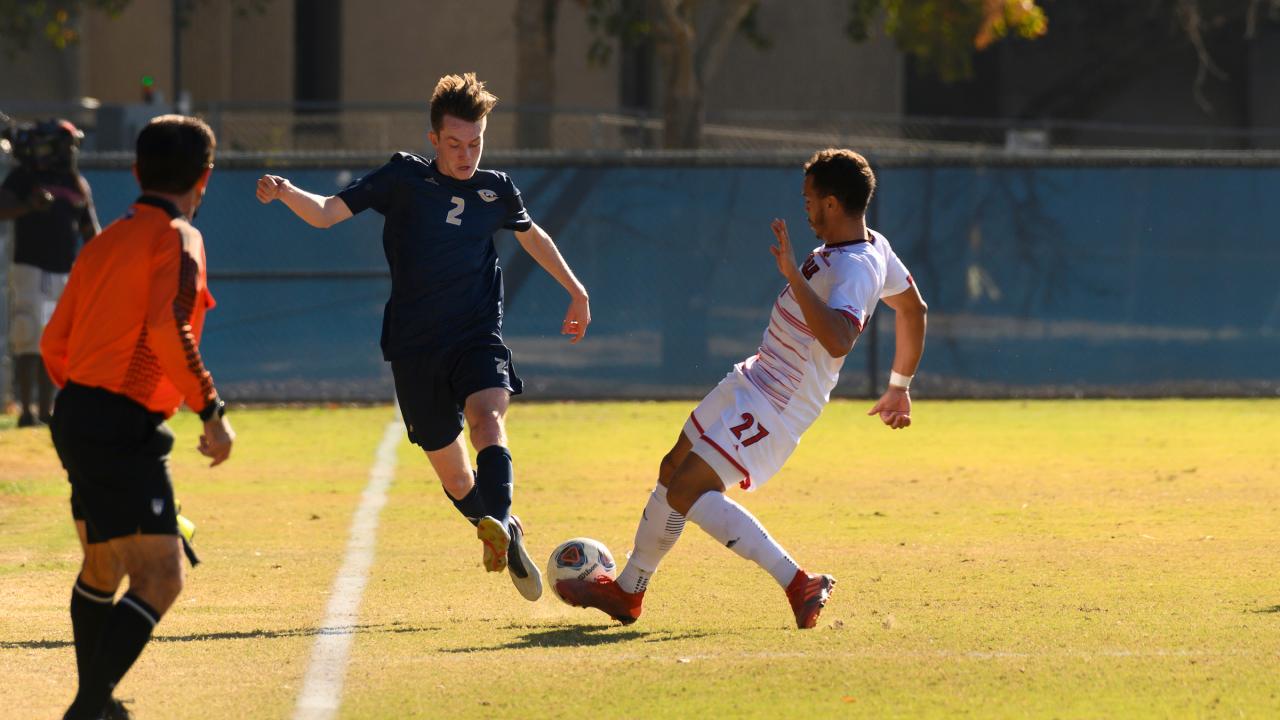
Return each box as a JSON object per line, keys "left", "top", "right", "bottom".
{"left": 198, "top": 396, "right": 226, "bottom": 422}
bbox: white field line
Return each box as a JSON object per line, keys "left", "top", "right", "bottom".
{"left": 292, "top": 418, "right": 402, "bottom": 720}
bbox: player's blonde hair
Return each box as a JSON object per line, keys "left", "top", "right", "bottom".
{"left": 803, "top": 148, "right": 876, "bottom": 215}
{"left": 430, "top": 73, "right": 499, "bottom": 132}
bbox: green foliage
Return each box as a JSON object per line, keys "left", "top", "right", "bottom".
{"left": 0, "top": 0, "right": 127, "bottom": 51}
{"left": 0, "top": 0, "right": 271, "bottom": 52}
{"left": 581, "top": 0, "right": 651, "bottom": 66}
{"left": 848, "top": 0, "right": 1047, "bottom": 82}
{"left": 578, "top": 0, "right": 1045, "bottom": 80}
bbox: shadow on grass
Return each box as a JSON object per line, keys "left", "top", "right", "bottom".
{"left": 1250, "top": 605, "right": 1280, "bottom": 614}
{"left": 0, "top": 621, "right": 437, "bottom": 650}
{"left": 444, "top": 624, "right": 714, "bottom": 653}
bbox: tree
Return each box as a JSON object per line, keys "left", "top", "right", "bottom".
{"left": 0, "top": 0, "right": 128, "bottom": 53}
{"left": 0, "top": 0, "right": 270, "bottom": 53}
{"left": 847, "top": 0, "right": 1048, "bottom": 82}
{"left": 1168, "top": 0, "right": 1280, "bottom": 112}
{"left": 576, "top": 0, "right": 1048, "bottom": 149}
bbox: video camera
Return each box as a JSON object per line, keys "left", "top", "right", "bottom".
{"left": 0, "top": 111, "right": 83, "bottom": 172}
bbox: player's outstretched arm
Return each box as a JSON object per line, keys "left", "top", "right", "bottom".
{"left": 256, "top": 174, "right": 352, "bottom": 228}
{"left": 769, "top": 218, "right": 859, "bottom": 358}
{"left": 514, "top": 222, "right": 591, "bottom": 343}
{"left": 868, "top": 284, "right": 928, "bottom": 430}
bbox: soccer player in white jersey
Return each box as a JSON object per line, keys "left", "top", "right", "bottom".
{"left": 557, "top": 149, "right": 928, "bottom": 629}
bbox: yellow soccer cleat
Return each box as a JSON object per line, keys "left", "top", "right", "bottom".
{"left": 175, "top": 500, "right": 201, "bottom": 567}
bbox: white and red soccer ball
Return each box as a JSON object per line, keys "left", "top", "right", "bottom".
{"left": 547, "top": 537, "right": 616, "bottom": 604}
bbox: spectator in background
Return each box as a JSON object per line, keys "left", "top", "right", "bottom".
{"left": 0, "top": 118, "right": 99, "bottom": 427}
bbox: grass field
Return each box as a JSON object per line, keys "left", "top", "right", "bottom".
{"left": 1, "top": 399, "right": 1278, "bottom": 719}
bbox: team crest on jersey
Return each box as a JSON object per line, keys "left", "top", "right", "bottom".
{"left": 477, "top": 189, "right": 499, "bottom": 203}
{"left": 151, "top": 499, "right": 164, "bottom": 516}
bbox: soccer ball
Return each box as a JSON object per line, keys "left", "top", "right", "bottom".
{"left": 547, "top": 537, "right": 616, "bottom": 604}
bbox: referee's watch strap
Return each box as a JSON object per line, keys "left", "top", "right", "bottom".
{"left": 198, "top": 396, "right": 226, "bottom": 422}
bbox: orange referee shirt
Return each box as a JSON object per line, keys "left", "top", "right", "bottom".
{"left": 41, "top": 196, "right": 219, "bottom": 419}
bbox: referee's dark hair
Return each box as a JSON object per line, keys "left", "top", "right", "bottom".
{"left": 136, "top": 115, "right": 216, "bottom": 194}
{"left": 804, "top": 148, "right": 876, "bottom": 216}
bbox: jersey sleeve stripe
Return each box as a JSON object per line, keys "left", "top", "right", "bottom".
{"left": 172, "top": 241, "right": 216, "bottom": 404}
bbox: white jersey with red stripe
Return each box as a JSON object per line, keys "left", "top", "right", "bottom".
{"left": 740, "top": 228, "right": 913, "bottom": 439}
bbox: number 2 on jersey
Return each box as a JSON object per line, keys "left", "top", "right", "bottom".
{"left": 729, "top": 412, "right": 770, "bottom": 446}
{"left": 446, "top": 196, "right": 465, "bottom": 225}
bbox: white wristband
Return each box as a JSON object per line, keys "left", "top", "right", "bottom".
{"left": 889, "top": 371, "right": 913, "bottom": 389}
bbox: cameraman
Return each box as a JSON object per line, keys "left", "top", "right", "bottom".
{"left": 0, "top": 119, "right": 99, "bottom": 427}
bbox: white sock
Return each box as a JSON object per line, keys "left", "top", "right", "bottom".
{"left": 685, "top": 491, "right": 799, "bottom": 589}
{"left": 616, "top": 484, "right": 685, "bottom": 594}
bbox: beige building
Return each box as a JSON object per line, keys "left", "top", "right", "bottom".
{"left": 1, "top": 0, "right": 903, "bottom": 151}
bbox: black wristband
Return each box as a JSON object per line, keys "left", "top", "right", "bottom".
{"left": 198, "top": 396, "right": 226, "bottom": 422}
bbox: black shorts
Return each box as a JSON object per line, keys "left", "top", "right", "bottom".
{"left": 390, "top": 340, "right": 523, "bottom": 451}
{"left": 52, "top": 382, "right": 179, "bottom": 544}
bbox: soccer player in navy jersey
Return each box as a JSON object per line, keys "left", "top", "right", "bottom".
{"left": 256, "top": 73, "right": 591, "bottom": 601}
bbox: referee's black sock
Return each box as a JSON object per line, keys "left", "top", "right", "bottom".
{"left": 476, "top": 446, "right": 513, "bottom": 526}
{"left": 64, "top": 592, "right": 160, "bottom": 720}
{"left": 444, "top": 473, "right": 487, "bottom": 526}
{"left": 69, "top": 577, "right": 114, "bottom": 685}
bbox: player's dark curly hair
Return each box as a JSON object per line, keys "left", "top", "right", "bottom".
{"left": 430, "top": 73, "right": 499, "bottom": 132}
{"left": 136, "top": 115, "right": 215, "bottom": 194}
{"left": 803, "top": 148, "right": 876, "bottom": 215}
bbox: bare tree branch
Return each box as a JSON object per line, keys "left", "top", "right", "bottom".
{"left": 1175, "top": 0, "right": 1229, "bottom": 114}
{"left": 695, "top": 0, "right": 756, "bottom": 85}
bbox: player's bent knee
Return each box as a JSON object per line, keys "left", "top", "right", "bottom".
{"left": 467, "top": 419, "right": 506, "bottom": 450}
{"left": 658, "top": 451, "right": 681, "bottom": 487}
{"left": 440, "top": 473, "right": 474, "bottom": 500}
{"left": 666, "top": 473, "right": 723, "bottom": 515}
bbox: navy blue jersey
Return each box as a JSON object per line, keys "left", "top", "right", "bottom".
{"left": 338, "top": 153, "right": 533, "bottom": 360}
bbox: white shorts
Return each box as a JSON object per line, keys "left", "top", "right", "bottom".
{"left": 9, "top": 263, "right": 68, "bottom": 355}
{"left": 683, "top": 367, "right": 798, "bottom": 491}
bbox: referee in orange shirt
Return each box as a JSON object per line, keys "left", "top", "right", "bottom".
{"left": 41, "top": 115, "right": 235, "bottom": 720}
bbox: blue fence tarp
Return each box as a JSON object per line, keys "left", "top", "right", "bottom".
{"left": 64, "top": 163, "right": 1279, "bottom": 400}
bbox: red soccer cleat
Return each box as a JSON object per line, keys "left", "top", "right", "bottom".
{"left": 555, "top": 576, "right": 645, "bottom": 625}
{"left": 786, "top": 570, "right": 836, "bottom": 629}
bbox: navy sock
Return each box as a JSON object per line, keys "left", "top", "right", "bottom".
{"left": 444, "top": 475, "right": 487, "bottom": 526}
{"left": 69, "top": 578, "right": 114, "bottom": 685}
{"left": 64, "top": 592, "right": 160, "bottom": 720}
{"left": 475, "top": 446, "right": 513, "bottom": 526}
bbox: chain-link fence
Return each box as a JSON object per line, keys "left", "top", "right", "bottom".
{"left": 9, "top": 100, "right": 1280, "bottom": 155}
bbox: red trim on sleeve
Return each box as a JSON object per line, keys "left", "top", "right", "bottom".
{"left": 837, "top": 309, "right": 864, "bottom": 332}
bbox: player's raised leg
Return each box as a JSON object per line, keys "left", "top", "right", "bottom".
{"left": 464, "top": 387, "right": 542, "bottom": 600}
{"left": 668, "top": 451, "right": 835, "bottom": 630}
{"left": 425, "top": 435, "right": 486, "bottom": 527}
{"left": 464, "top": 388, "right": 512, "bottom": 574}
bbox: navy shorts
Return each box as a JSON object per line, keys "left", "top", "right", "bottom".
{"left": 390, "top": 341, "right": 523, "bottom": 451}
{"left": 52, "top": 382, "right": 179, "bottom": 544}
